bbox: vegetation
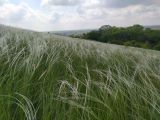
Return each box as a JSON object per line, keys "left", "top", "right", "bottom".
{"left": 0, "top": 26, "right": 160, "bottom": 120}
{"left": 73, "top": 25, "right": 160, "bottom": 50}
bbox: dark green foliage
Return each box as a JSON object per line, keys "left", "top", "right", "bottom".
{"left": 76, "top": 24, "right": 160, "bottom": 50}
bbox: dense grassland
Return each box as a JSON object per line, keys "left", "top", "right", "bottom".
{"left": 0, "top": 26, "right": 160, "bottom": 120}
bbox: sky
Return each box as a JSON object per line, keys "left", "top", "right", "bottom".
{"left": 0, "top": 0, "right": 160, "bottom": 31}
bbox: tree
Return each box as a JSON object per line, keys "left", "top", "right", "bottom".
{"left": 78, "top": 24, "right": 160, "bottom": 51}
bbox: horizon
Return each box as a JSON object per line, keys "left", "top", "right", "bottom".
{"left": 0, "top": 23, "right": 160, "bottom": 33}
{"left": 0, "top": 0, "right": 160, "bottom": 31}
{"left": 1, "top": 23, "right": 160, "bottom": 32}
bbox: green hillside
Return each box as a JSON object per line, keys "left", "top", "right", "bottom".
{"left": 0, "top": 25, "right": 160, "bottom": 120}
{"left": 74, "top": 25, "right": 160, "bottom": 51}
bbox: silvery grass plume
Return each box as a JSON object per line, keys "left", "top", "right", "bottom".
{"left": 0, "top": 25, "right": 160, "bottom": 120}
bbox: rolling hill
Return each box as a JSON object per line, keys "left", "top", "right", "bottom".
{"left": 52, "top": 25, "right": 160, "bottom": 37}
{"left": 145, "top": 25, "right": 160, "bottom": 30}
{"left": 52, "top": 29, "right": 96, "bottom": 36}
{"left": 0, "top": 25, "right": 160, "bottom": 120}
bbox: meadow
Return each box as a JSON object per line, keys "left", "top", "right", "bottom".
{"left": 0, "top": 26, "right": 160, "bottom": 120}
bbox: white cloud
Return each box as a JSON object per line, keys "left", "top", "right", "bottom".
{"left": 0, "top": 0, "right": 160, "bottom": 31}
{"left": 41, "top": 0, "right": 160, "bottom": 8}
{"left": 41, "top": 0, "right": 82, "bottom": 6}
{"left": 0, "top": 2, "right": 57, "bottom": 31}
{"left": 0, "top": 0, "right": 8, "bottom": 5}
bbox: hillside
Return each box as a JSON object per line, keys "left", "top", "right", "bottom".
{"left": 0, "top": 25, "right": 160, "bottom": 120}
{"left": 77, "top": 25, "right": 160, "bottom": 51}
{"left": 145, "top": 25, "right": 160, "bottom": 30}
{"left": 53, "top": 29, "right": 96, "bottom": 36}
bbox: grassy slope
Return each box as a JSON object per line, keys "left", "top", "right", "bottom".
{"left": 0, "top": 26, "right": 160, "bottom": 120}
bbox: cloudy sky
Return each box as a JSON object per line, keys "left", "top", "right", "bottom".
{"left": 0, "top": 0, "right": 160, "bottom": 31}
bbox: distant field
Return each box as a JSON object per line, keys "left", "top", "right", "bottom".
{"left": 52, "top": 25, "right": 160, "bottom": 37}
{"left": 0, "top": 25, "right": 160, "bottom": 120}
{"left": 145, "top": 25, "right": 160, "bottom": 30}
{"left": 52, "top": 29, "right": 96, "bottom": 36}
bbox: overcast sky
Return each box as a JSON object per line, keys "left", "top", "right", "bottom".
{"left": 0, "top": 0, "right": 160, "bottom": 31}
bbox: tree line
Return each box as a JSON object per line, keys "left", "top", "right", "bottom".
{"left": 71, "top": 25, "right": 160, "bottom": 50}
